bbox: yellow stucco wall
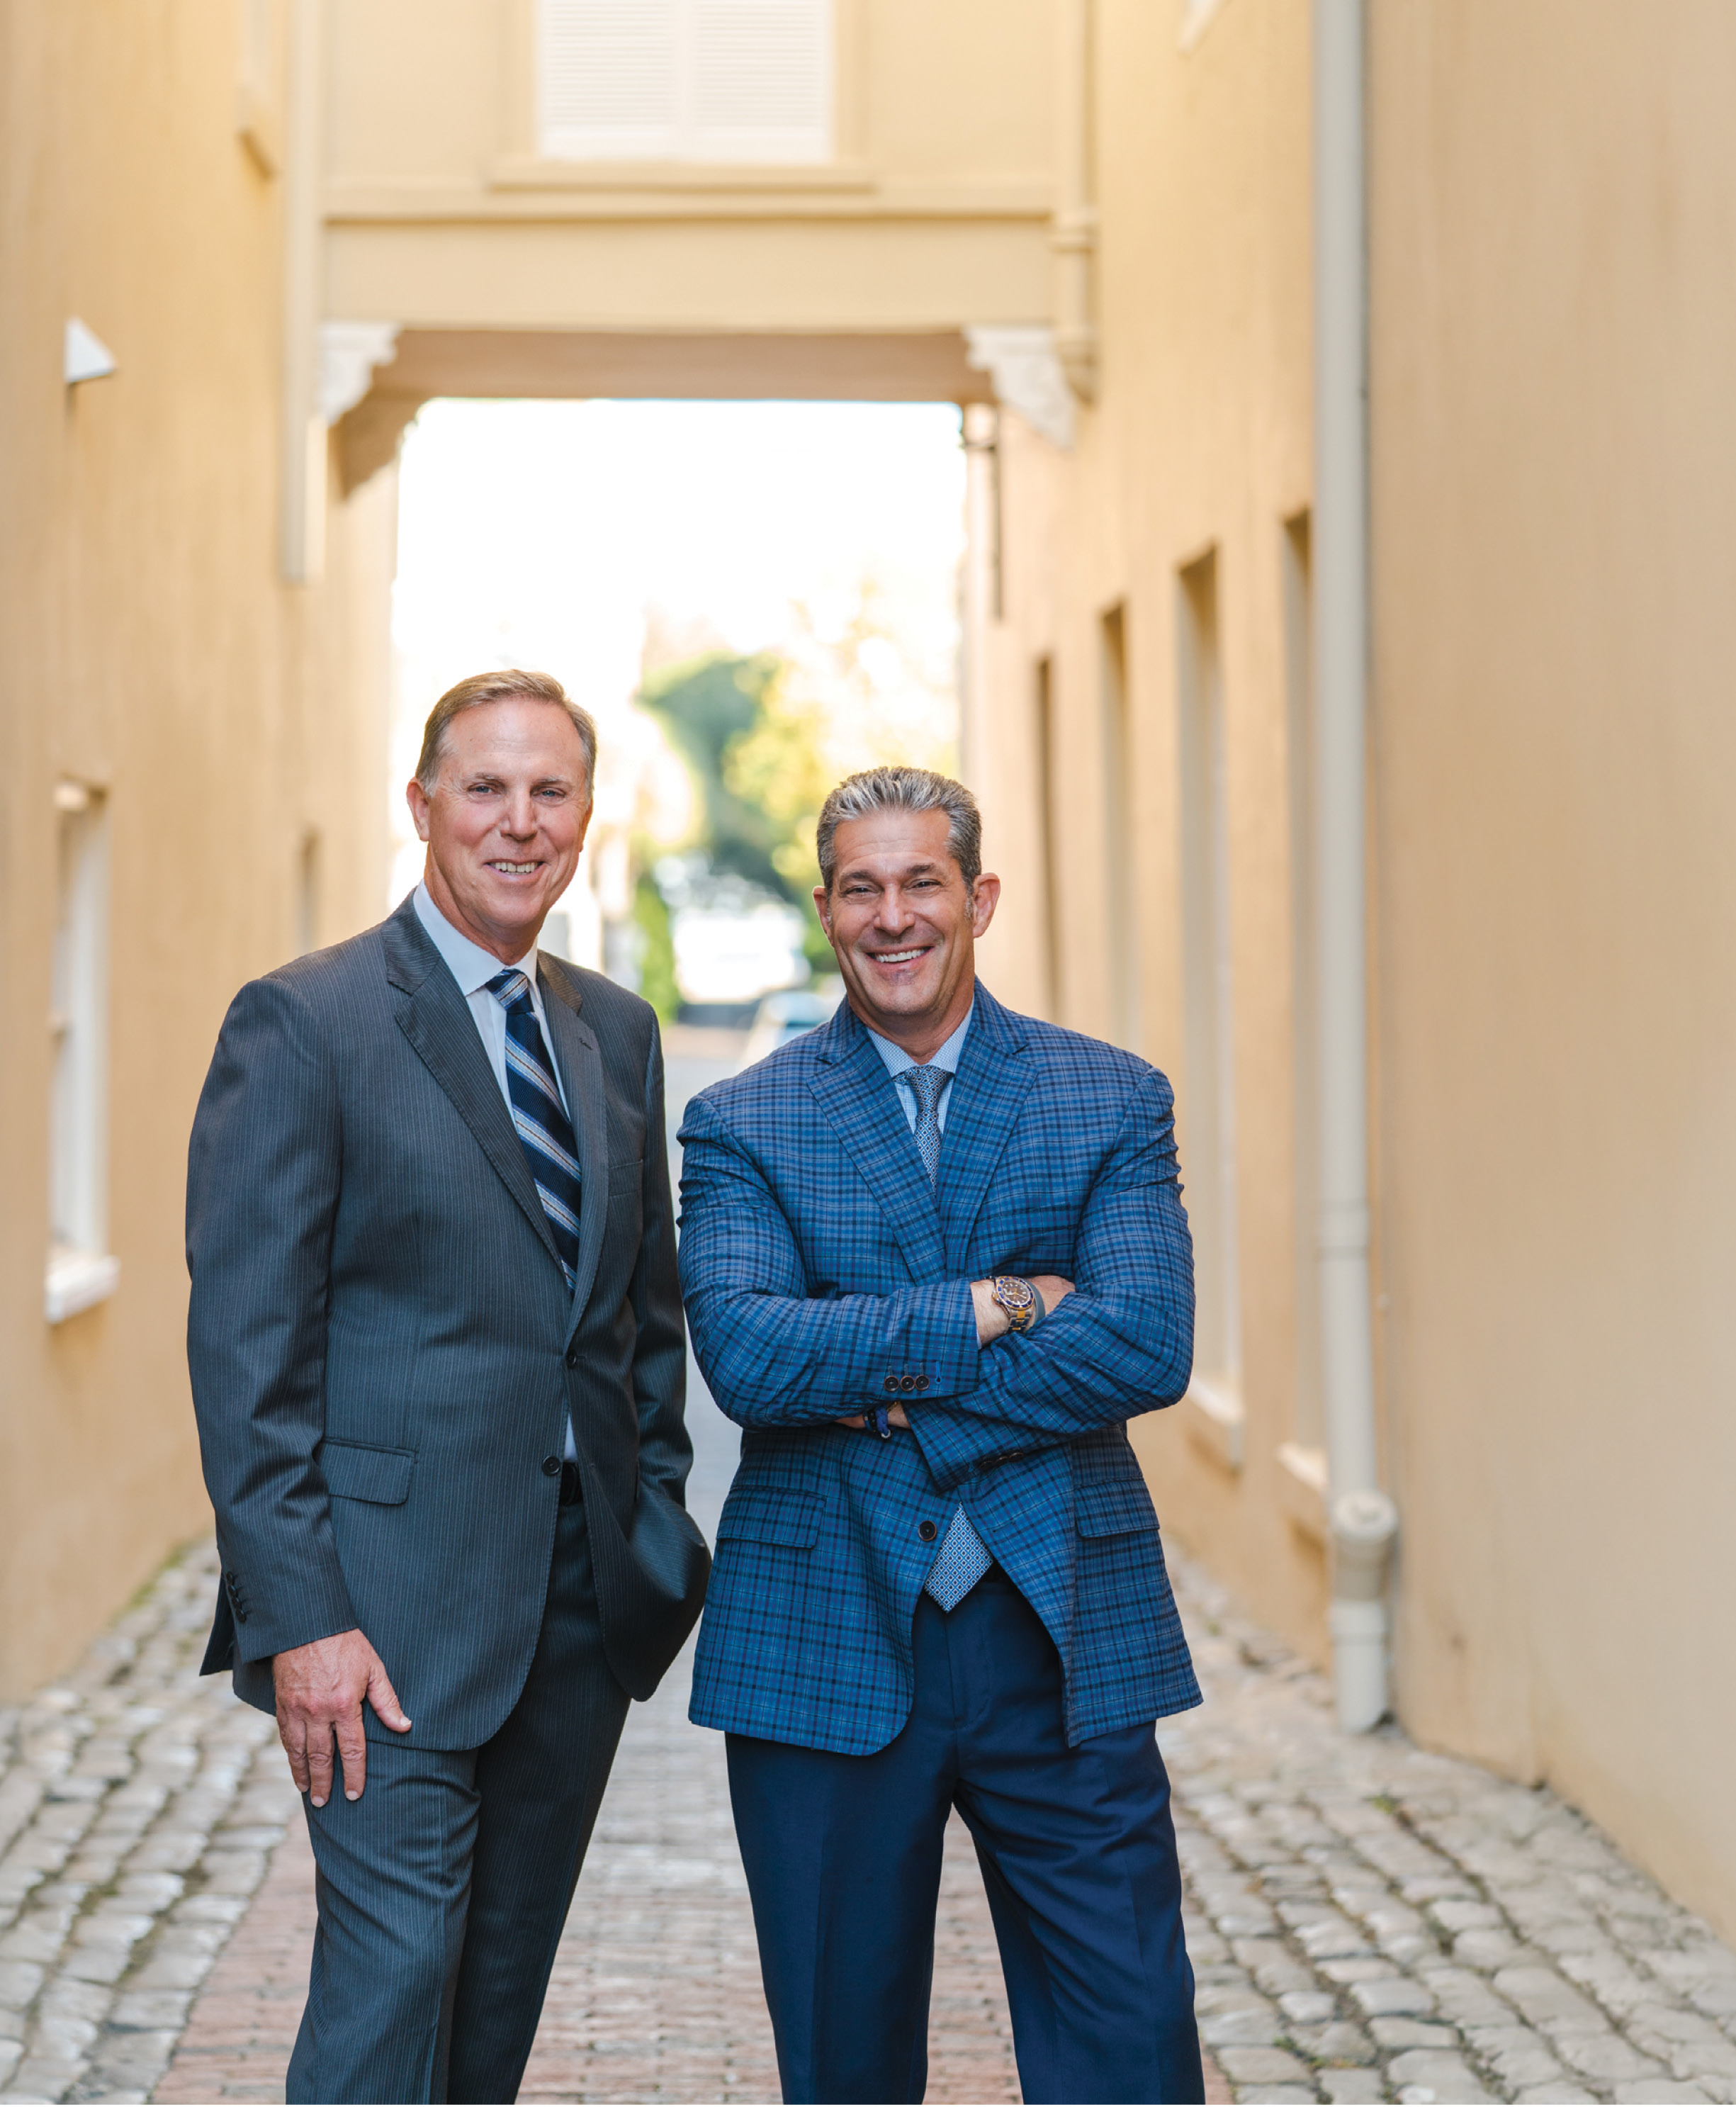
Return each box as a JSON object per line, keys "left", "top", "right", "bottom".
{"left": 980, "top": 0, "right": 1736, "bottom": 1939}
{"left": 1368, "top": 0, "right": 1736, "bottom": 1935}
{"left": 972, "top": 0, "right": 1331, "bottom": 1661}
{"left": 0, "top": 0, "right": 394, "bottom": 1697}
{"left": 320, "top": 0, "right": 1057, "bottom": 344}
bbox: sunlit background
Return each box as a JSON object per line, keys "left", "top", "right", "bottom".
{"left": 389, "top": 398, "right": 965, "bottom": 1019}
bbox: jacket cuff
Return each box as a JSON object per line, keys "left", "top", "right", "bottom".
{"left": 219, "top": 1553, "right": 359, "bottom": 1667}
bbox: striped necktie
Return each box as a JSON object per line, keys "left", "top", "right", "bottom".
{"left": 487, "top": 969, "right": 582, "bottom": 1291}
{"left": 902, "top": 1064, "right": 994, "bottom": 1613}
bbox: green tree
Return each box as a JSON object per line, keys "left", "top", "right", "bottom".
{"left": 631, "top": 868, "right": 680, "bottom": 1024}
{"left": 638, "top": 654, "right": 791, "bottom": 901}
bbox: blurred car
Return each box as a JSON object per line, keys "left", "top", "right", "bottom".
{"left": 736, "top": 983, "right": 845, "bottom": 1071}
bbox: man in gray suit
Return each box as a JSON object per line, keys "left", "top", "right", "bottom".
{"left": 187, "top": 669, "right": 709, "bottom": 2104}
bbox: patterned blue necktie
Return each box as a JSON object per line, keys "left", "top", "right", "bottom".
{"left": 487, "top": 969, "right": 582, "bottom": 1292}
{"left": 903, "top": 1064, "right": 994, "bottom": 1612}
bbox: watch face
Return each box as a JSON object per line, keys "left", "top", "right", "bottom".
{"left": 995, "top": 1276, "right": 1037, "bottom": 1327}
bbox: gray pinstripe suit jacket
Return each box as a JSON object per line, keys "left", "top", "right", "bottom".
{"left": 186, "top": 892, "right": 709, "bottom": 1748}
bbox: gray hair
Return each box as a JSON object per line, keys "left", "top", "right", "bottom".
{"left": 416, "top": 668, "right": 597, "bottom": 794}
{"left": 816, "top": 767, "right": 982, "bottom": 892}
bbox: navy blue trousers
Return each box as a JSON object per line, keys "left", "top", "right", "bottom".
{"left": 287, "top": 1500, "right": 629, "bottom": 2105}
{"left": 728, "top": 1567, "right": 1203, "bottom": 2105}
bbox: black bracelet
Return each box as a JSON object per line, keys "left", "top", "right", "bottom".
{"left": 868, "top": 1405, "right": 893, "bottom": 1439}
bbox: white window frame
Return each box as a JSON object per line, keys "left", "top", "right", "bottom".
{"left": 1176, "top": 553, "right": 1241, "bottom": 1389}
{"left": 47, "top": 783, "right": 118, "bottom": 1324}
{"left": 539, "top": 0, "right": 834, "bottom": 165}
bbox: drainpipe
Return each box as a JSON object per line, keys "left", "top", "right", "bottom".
{"left": 1312, "top": 0, "right": 1398, "bottom": 1733}
{"left": 280, "top": 0, "right": 327, "bottom": 583}
{"left": 1053, "top": 0, "right": 1098, "bottom": 401}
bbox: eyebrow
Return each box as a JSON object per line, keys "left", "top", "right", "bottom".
{"left": 840, "top": 860, "right": 946, "bottom": 883}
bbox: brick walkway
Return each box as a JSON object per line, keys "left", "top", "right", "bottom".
{"left": 3, "top": 1029, "right": 1732, "bottom": 2106}
{"left": 6, "top": 1499, "right": 1736, "bottom": 2103}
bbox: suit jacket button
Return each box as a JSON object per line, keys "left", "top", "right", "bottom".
{"left": 565, "top": 1347, "right": 579, "bottom": 1369}
{"left": 918, "top": 1520, "right": 937, "bottom": 1543}
{"left": 884, "top": 1377, "right": 899, "bottom": 1395}
{"left": 915, "top": 1376, "right": 930, "bottom": 1392}
{"left": 899, "top": 1376, "right": 917, "bottom": 1393}
{"left": 541, "top": 1455, "right": 562, "bottom": 1477}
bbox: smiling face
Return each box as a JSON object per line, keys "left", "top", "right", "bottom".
{"left": 816, "top": 807, "right": 1001, "bottom": 1059}
{"left": 405, "top": 696, "right": 592, "bottom": 964}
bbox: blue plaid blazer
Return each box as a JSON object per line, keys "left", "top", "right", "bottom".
{"left": 680, "top": 983, "right": 1201, "bottom": 1754}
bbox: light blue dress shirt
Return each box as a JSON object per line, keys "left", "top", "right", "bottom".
{"left": 412, "top": 882, "right": 571, "bottom": 1118}
{"left": 863, "top": 1001, "right": 973, "bottom": 1136}
{"left": 413, "top": 881, "right": 577, "bottom": 1461}
{"left": 862, "top": 1001, "right": 993, "bottom": 1605}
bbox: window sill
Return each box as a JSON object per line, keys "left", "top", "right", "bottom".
{"left": 488, "top": 155, "right": 876, "bottom": 194}
{"left": 45, "top": 1247, "right": 120, "bottom": 1324}
{"left": 1276, "top": 1440, "right": 1329, "bottom": 1542}
{"left": 1183, "top": 1376, "right": 1244, "bottom": 1473}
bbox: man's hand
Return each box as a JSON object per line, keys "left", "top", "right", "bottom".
{"left": 836, "top": 1403, "right": 912, "bottom": 1432}
{"left": 272, "top": 1629, "right": 412, "bottom": 1807}
{"left": 835, "top": 1276, "right": 1077, "bottom": 1429}
{"left": 971, "top": 1274, "right": 1074, "bottom": 1345}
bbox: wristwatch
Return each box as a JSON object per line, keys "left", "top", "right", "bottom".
{"left": 991, "top": 1276, "right": 1044, "bottom": 1334}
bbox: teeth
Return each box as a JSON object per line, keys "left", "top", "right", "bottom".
{"left": 492, "top": 862, "right": 538, "bottom": 875}
{"left": 874, "top": 949, "right": 925, "bottom": 962}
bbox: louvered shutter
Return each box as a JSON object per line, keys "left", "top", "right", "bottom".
{"left": 542, "top": 0, "right": 680, "bottom": 160}
{"left": 540, "top": 0, "right": 831, "bottom": 163}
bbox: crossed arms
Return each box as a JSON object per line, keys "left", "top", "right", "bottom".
{"left": 677, "top": 1068, "right": 1195, "bottom": 1493}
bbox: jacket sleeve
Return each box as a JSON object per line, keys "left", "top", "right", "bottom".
{"left": 629, "top": 1016, "right": 695, "bottom": 1502}
{"left": 186, "top": 975, "right": 358, "bottom": 1664}
{"left": 677, "top": 1091, "right": 981, "bottom": 1427}
{"left": 906, "top": 1068, "right": 1196, "bottom": 1493}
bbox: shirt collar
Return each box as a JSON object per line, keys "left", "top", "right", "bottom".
{"left": 863, "top": 999, "right": 974, "bottom": 1081}
{"left": 413, "top": 881, "right": 537, "bottom": 1000}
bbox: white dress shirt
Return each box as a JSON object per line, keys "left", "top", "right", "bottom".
{"left": 414, "top": 881, "right": 577, "bottom": 1460}
{"left": 864, "top": 1002, "right": 974, "bottom": 1136}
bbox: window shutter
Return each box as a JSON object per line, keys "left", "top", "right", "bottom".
{"left": 689, "top": 0, "right": 831, "bottom": 162}
{"left": 540, "top": 0, "right": 831, "bottom": 164}
{"left": 541, "top": 0, "right": 680, "bottom": 161}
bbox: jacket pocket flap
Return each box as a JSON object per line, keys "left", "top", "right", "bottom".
{"left": 320, "top": 1439, "right": 415, "bottom": 1506}
{"left": 716, "top": 1486, "right": 824, "bottom": 1549}
{"left": 1076, "top": 1479, "right": 1159, "bottom": 1538}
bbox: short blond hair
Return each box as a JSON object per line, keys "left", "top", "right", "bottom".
{"left": 415, "top": 670, "right": 597, "bottom": 793}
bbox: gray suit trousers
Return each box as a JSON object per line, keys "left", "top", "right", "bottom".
{"left": 286, "top": 1501, "right": 629, "bottom": 2104}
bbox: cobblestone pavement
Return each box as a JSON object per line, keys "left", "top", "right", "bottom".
{"left": 1166, "top": 1564, "right": 1736, "bottom": 2106}
{"left": 5, "top": 1510, "right": 1735, "bottom": 2106}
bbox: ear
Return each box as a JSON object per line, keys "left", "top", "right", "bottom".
{"left": 406, "top": 778, "right": 433, "bottom": 845}
{"left": 813, "top": 882, "right": 834, "bottom": 939}
{"left": 969, "top": 872, "right": 1001, "bottom": 938}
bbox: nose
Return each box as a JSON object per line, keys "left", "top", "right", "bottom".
{"left": 501, "top": 789, "right": 537, "bottom": 838}
{"left": 876, "top": 884, "right": 916, "bottom": 930}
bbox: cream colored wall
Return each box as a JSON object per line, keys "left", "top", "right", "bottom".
{"left": 320, "top": 0, "right": 1057, "bottom": 340}
{"left": 973, "top": 0, "right": 1330, "bottom": 1664}
{"left": 0, "top": 0, "right": 394, "bottom": 1697}
{"left": 981, "top": 0, "right": 1736, "bottom": 1942}
{"left": 1368, "top": 0, "right": 1736, "bottom": 1938}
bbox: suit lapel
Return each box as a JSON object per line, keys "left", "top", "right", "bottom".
{"left": 383, "top": 898, "right": 563, "bottom": 1273}
{"left": 937, "top": 987, "right": 1038, "bottom": 1273}
{"left": 806, "top": 1013, "right": 947, "bottom": 1283}
{"left": 537, "top": 957, "right": 610, "bottom": 1335}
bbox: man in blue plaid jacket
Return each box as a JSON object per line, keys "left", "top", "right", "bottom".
{"left": 679, "top": 765, "right": 1205, "bottom": 2105}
